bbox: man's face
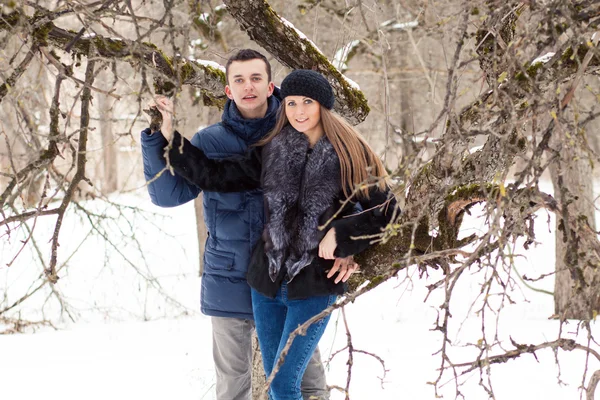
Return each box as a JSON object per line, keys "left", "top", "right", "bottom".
{"left": 225, "top": 59, "right": 274, "bottom": 119}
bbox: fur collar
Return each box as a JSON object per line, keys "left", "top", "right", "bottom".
{"left": 262, "top": 125, "right": 341, "bottom": 282}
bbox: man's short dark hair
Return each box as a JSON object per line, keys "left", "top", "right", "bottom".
{"left": 225, "top": 49, "right": 272, "bottom": 83}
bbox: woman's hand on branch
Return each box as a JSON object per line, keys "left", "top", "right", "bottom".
{"left": 327, "top": 256, "right": 359, "bottom": 284}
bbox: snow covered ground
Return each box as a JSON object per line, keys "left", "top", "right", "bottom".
{"left": 1, "top": 188, "right": 599, "bottom": 400}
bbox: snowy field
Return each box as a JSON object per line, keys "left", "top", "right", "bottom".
{"left": 1, "top": 185, "right": 599, "bottom": 400}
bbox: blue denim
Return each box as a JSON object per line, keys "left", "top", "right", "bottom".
{"left": 252, "top": 284, "right": 337, "bottom": 400}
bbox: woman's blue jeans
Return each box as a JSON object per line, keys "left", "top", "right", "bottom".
{"left": 252, "top": 284, "right": 336, "bottom": 400}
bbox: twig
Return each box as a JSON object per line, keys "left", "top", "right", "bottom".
{"left": 0, "top": 45, "right": 38, "bottom": 101}
{"left": 341, "top": 307, "right": 353, "bottom": 399}
{"left": 559, "top": 31, "right": 600, "bottom": 110}
{"left": 587, "top": 370, "right": 600, "bottom": 400}
{"left": 39, "top": 47, "right": 120, "bottom": 100}
{"left": 46, "top": 56, "right": 96, "bottom": 283}
{"left": 446, "top": 338, "right": 600, "bottom": 373}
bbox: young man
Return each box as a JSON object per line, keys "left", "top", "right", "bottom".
{"left": 140, "top": 49, "right": 329, "bottom": 400}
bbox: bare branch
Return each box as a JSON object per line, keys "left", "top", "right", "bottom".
{"left": 46, "top": 55, "right": 95, "bottom": 283}
{"left": 0, "top": 45, "right": 38, "bottom": 102}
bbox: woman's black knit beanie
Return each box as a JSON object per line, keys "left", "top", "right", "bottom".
{"left": 280, "top": 70, "right": 335, "bottom": 109}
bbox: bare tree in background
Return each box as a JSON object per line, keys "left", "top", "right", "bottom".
{"left": 1, "top": 0, "right": 600, "bottom": 398}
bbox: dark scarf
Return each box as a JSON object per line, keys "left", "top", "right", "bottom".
{"left": 221, "top": 92, "right": 280, "bottom": 144}
{"left": 262, "top": 125, "right": 342, "bottom": 282}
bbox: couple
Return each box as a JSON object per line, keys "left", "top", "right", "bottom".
{"left": 141, "top": 49, "right": 396, "bottom": 400}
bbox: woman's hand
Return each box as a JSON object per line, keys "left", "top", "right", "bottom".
{"left": 318, "top": 227, "right": 337, "bottom": 260}
{"left": 327, "top": 256, "right": 359, "bottom": 284}
{"left": 147, "top": 95, "right": 175, "bottom": 140}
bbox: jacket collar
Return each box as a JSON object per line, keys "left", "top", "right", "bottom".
{"left": 221, "top": 88, "right": 281, "bottom": 144}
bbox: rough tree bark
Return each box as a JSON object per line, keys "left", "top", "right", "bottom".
{"left": 551, "top": 134, "right": 600, "bottom": 320}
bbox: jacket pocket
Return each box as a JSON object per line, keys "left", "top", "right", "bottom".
{"left": 204, "top": 248, "right": 235, "bottom": 271}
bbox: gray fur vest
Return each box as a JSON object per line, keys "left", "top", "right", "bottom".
{"left": 262, "top": 125, "right": 342, "bottom": 282}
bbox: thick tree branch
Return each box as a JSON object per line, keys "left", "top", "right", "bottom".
{"left": 351, "top": 4, "right": 600, "bottom": 289}
{"left": 0, "top": 10, "right": 227, "bottom": 107}
{"left": 351, "top": 184, "right": 560, "bottom": 290}
{"left": 222, "top": 0, "right": 369, "bottom": 125}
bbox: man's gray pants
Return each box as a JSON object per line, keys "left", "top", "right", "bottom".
{"left": 212, "top": 316, "right": 329, "bottom": 400}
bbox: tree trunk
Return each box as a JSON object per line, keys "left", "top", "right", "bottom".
{"left": 252, "top": 331, "right": 267, "bottom": 400}
{"left": 194, "top": 194, "right": 206, "bottom": 276}
{"left": 100, "top": 90, "right": 118, "bottom": 194}
{"left": 551, "top": 133, "right": 600, "bottom": 320}
{"left": 189, "top": 103, "right": 221, "bottom": 275}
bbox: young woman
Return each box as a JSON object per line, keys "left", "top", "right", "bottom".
{"left": 158, "top": 70, "right": 396, "bottom": 400}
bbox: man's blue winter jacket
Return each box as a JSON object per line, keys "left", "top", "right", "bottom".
{"left": 140, "top": 95, "right": 280, "bottom": 319}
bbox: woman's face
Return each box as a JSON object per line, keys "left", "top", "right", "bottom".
{"left": 284, "top": 96, "right": 323, "bottom": 138}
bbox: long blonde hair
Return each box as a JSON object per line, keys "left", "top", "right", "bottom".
{"left": 256, "top": 105, "right": 388, "bottom": 198}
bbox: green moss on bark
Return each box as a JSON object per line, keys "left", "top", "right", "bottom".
{"left": 0, "top": 10, "right": 21, "bottom": 29}
{"left": 93, "top": 37, "right": 126, "bottom": 54}
{"left": 33, "top": 21, "right": 54, "bottom": 46}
